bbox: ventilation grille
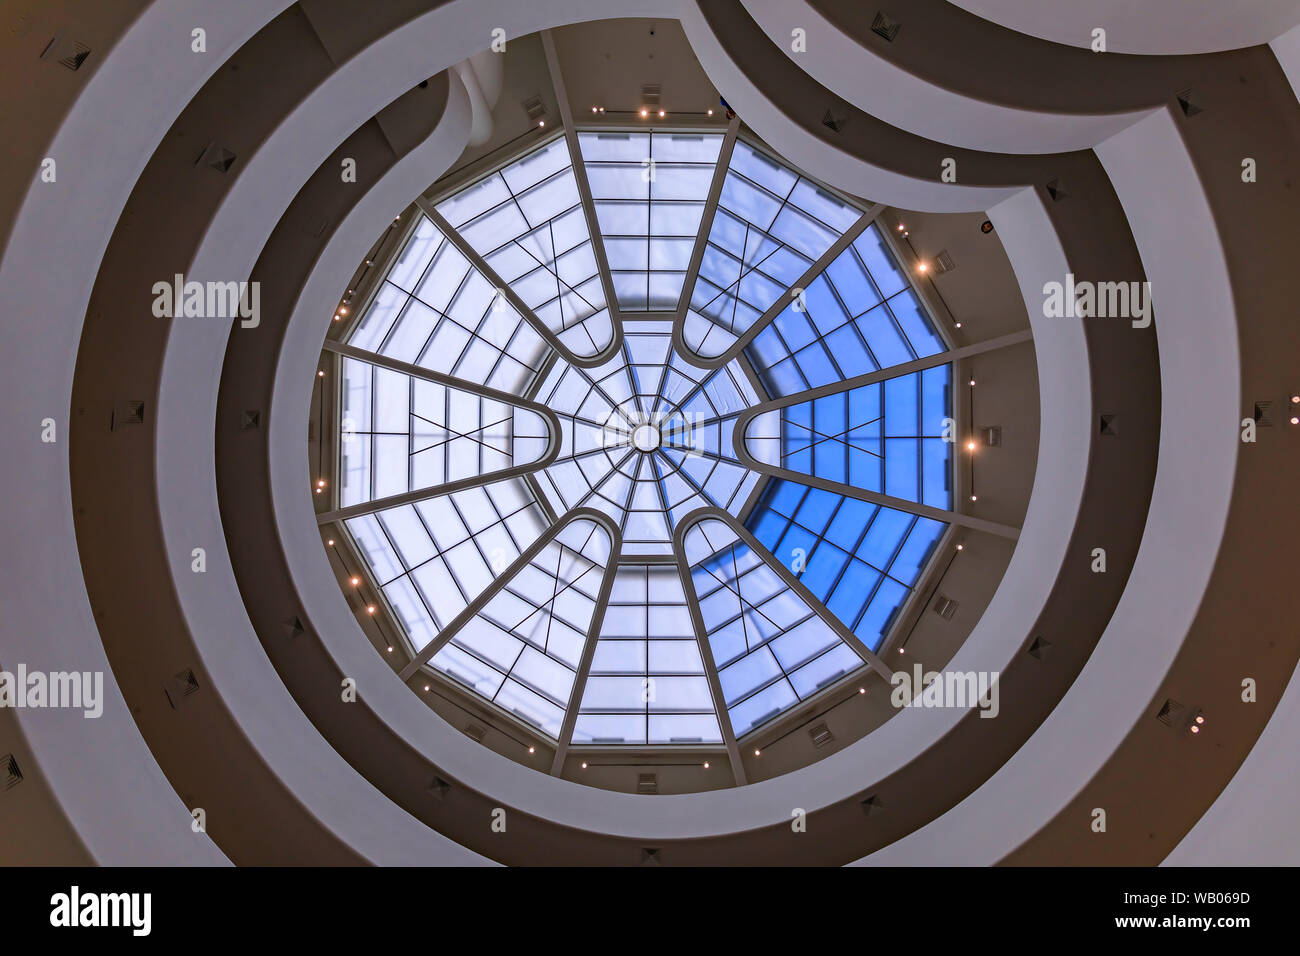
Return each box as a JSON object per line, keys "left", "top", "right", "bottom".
{"left": 41, "top": 34, "right": 90, "bottom": 71}
{"left": 933, "top": 594, "right": 958, "bottom": 620}
{"left": 164, "top": 669, "right": 200, "bottom": 709}
{"left": 522, "top": 95, "right": 546, "bottom": 123}
{"left": 933, "top": 249, "right": 956, "bottom": 274}
{"left": 196, "top": 141, "right": 237, "bottom": 174}
{"left": 1156, "top": 698, "right": 1185, "bottom": 727}
{"left": 640, "top": 83, "right": 662, "bottom": 106}
{"left": 112, "top": 400, "right": 145, "bottom": 428}
{"left": 821, "top": 109, "right": 848, "bottom": 134}
{"left": 637, "top": 773, "right": 658, "bottom": 795}
{"left": 1253, "top": 401, "right": 1273, "bottom": 427}
{"left": 982, "top": 425, "right": 1002, "bottom": 447}
{"left": 2, "top": 754, "right": 22, "bottom": 791}
{"left": 871, "top": 12, "right": 901, "bottom": 42}
{"left": 808, "top": 722, "right": 834, "bottom": 749}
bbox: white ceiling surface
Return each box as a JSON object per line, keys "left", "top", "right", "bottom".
{"left": 741, "top": 0, "right": 1152, "bottom": 154}
{"left": 676, "top": 0, "right": 1019, "bottom": 212}
{"left": 1271, "top": 20, "right": 1300, "bottom": 100}
{"left": 859, "top": 107, "right": 1240, "bottom": 865}
{"left": 0, "top": 0, "right": 296, "bottom": 867}
{"left": 949, "top": 0, "right": 1300, "bottom": 55}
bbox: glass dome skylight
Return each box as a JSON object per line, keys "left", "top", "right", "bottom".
{"left": 331, "top": 128, "right": 954, "bottom": 756}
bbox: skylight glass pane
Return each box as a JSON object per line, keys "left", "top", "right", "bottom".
{"left": 430, "top": 516, "right": 613, "bottom": 738}
{"left": 574, "top": 565, "right": 721, "bottom": 745}
{"left": 580, "top": 130, "right": 723, "bottom": 312}
{"left": 747, "top": 222, "right": 946, "bottom": 397}
{"left": 744, "top": 366, "right": 952, "bottom": 509}
{"left": 685, "top": 140, "right": 861, "bottom": 359}
{"left": 683, "top": 518, "right": 864, "bottom": 737}
{"left": 345, "top": 216, "right": 548, "bottom": 396}
{"left": 747, "top": 480, "right": 945, "bottom": 650}
{"left": 338, "top": 356, "right": 553, "bottom": 509}
{"left": 344, "top": 479, "right": 548, "bottom": 654}
{"left": 437, "top": 136, "right": 616, "bottom": 358}
{"left": 531, "top": 319, "right": 760, "bottom": 556}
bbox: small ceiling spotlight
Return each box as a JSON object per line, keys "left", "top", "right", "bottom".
{"left": 528, "top": 746, "right": 536, "bottom": 754}
{"left": 1190, "top": 725, "right": 1200, "bottom": 734}
{"left": 314, "top": 487, "right": 322, "bottom": 494}
{"left": 591, "top": 106, "right": 598, "bottom": 113}
{"left": 753, "top": 749, "right": 761, "bottom": 757}
{"left": 365, "top": 259, "right": 373, "bottom": 266}
{"left": 338, "top": 306, "right": 348, "bottom": 315}
{"left": 970, "top": 494, "right": 978, "bottom": 502}
{"left": 317, "top": 370, "right": 325, "bottom": 378}
{"left": 1291, "top": 416, "right": 1299, "bottom": 426}
{"left": 917, "top": 262, "right": 928, "bottom": 273}
{"left": 581, "top": 761, "right": 588, "bottom": 769}
{"left": 859, "top": 687, "right": 866, "bottom": 694}
{"left": 639, "top": 107, "right": 649, "bottom": 118}
{"left": 898, "top": 647, "right": 905, "bottom": 654}
{"left": 1195, "top": 715, "right": 1205, "bottom": 725}
{"left": 956, "top": 543, "right": 964, "bottom": 551}
{"left": 966, "top": 440, "right": 976, "bottom": 450}
{"left": 703, "top": 761, "right": 710, "bottom": 769}
{"left": 367, "top": 605, "right": 376, "bottom": 614}
{"left": 538, "top": 119, "right": 545, "bottom": 127}
{"left": 423, "top": 685, "right": 429, "bottom": 692}
{"left": 386, "top": 646, "right": 393, "bottom": 653}
{"left": 954, "top": 322, "right": 962, "bottom": 328}
{"left": 317, "top": 479, "right": 326, "bottom": 488}
{"left": 707, "top": 108, "right": 714, "bottom": 116}
{"left": 969, "top": 378, "right": 976, "bottom": 386}
{"left": 598, "top": 106, "right": 605, "bottom": 113}
{"left": 350, "top": 577, "right": 360, "bottom": 586}
{"left": 326, "top": 539, "right": 335, "bottom": 546}
{"left": 333, "top": 315, "right": 341, "bottom": 322}
{"left": 658, "top": 109, "right": 666, "bottom": 118}
{"left": 897, "top": 223, "right": 905, "bottom": 231}
{"left": 1291, "top": 395, "right": 1299, "bottom": 403}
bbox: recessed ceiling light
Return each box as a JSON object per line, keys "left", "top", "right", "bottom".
{"left": 350, "top": 577, "right": 360, "bottom": 586}
{"left": 703, "top": 761, "right": 710, "bottom": 768}
{"left": 581, "top": 761, "right": 588, "bottom": 769}
{"left": 326, "top": 539, "right": 335, "bottom": 546}
{"left": 639, "top": 108, "right": 648, "bottom": 118}
{"left": 367, "top": 605, "right": 376, "bottom": 614}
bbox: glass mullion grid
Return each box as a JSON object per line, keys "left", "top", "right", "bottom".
{"left": 344, "top": 479, "right": 543, "bottom": 651}
{"left": 577, "top": 565, "right": 720, "bottom": 745}
{"left": 457, "top": 165, "right": 606, "bottom": 350}
{"left": 358, "top": 218, "right": 548, "bottom": 394}
{"left": 746, "top": 224, "right": 944, "bottom": 398}
{"left": 689, "top": 522, "right": 857, "bottom": 735}
{"left": 746, "top": 480, "right": 944, "bottom": 649}
{"left": 432, "top": 519, "right": 609, "bottom": 736}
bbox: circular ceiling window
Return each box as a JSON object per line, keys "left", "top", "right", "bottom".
{"left": 322, "top": 126, "right": 957, "bottom": 782}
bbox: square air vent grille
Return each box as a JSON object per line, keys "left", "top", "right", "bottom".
{"left": 41, "top": 34, "right": 90, "bottom": 70}
{"left": 522, "top": 95, "right": 546, "bottom": 122}
{"left": 640, "top": 83, "right": 662, "bottom": 106}
{"left": 933, "top": 594, "right": 959, "bottom": 620}
{"left": 934, "top": 250, "right": 956, "bottom": 274}
{"left": 871, "top": 12, "right": 901, "bottom": 42}
{"left": 2, "top": 754, "right": 22, "bottom": 791}
{"left": 809, "top": 722, "right": 834, "bottom": 748}
{"left": 637, "top": 773, "right": 658, "bottom": 794}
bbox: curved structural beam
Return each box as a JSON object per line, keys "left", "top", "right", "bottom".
{"left": 677, "top": 0, "right": 1023, "bottom": 214}
{"left": 860, "top": 108, "right": 1239, "bottom": 865}
{"left": 949, "top": 0, "right": 1300, "bottom": 56}
{"left": 741, "top": 0, "right": 1152, "bottom": 154}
